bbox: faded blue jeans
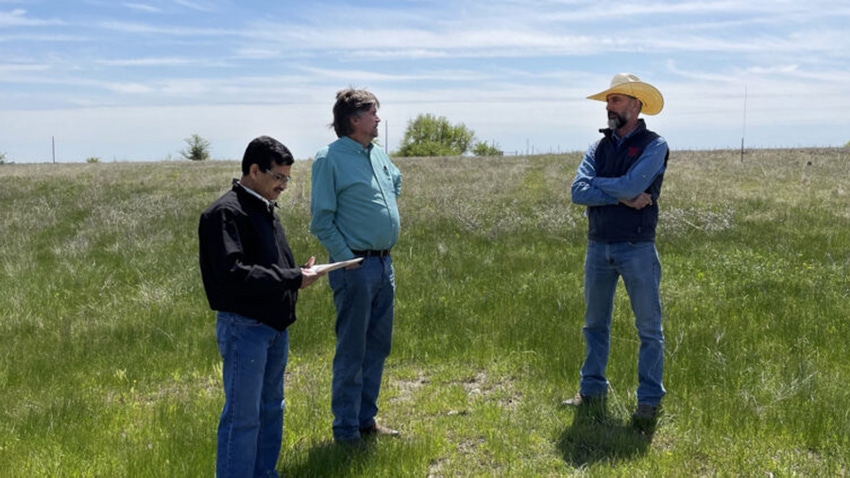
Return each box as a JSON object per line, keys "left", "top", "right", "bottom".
{"left": 327, "top": 255, "right": 395, "bottom": 441}
{"left": 216, "top": 311, "right": 289, "bottom": 478}
{"left": 579, "top": 240, "right": 666, "bottom": 406}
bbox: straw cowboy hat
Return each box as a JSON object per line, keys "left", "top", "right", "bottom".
{"left": 587, "top": 73, "right": 664, "bottom": 115}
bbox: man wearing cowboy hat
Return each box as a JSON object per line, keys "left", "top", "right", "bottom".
{"left": 565, "top": 73, "right": 669, "bottom": 431}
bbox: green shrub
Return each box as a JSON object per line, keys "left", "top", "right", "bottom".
{"left": 472, "top": 140, "right": 503, "bottom": 157}
{"left": 180, "top": 134, "right": 211, "bottom": 161}
{"left": 396, "top": 114, "right": 474, "bottom": 157}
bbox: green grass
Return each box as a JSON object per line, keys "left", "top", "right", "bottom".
{"left": 1, "top": 148, "right": 848, "bottom": 476}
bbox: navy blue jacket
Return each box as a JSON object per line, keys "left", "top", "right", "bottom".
{"left": 587, "top": 122, "right": 668, "bottom": 243}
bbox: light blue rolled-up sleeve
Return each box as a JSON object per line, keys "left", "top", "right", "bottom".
{"left": 571, "top": 141, "right": 619, "bottom": 207}
{"left": 590, "top": 137, "right": 667, "bottom": 200}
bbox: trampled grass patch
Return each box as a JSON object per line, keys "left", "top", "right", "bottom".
{"left": 1, "top": 149, "right": 848, "bottom": 476}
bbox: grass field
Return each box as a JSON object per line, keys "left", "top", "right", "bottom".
{"left": 1, "top": 148, "right": 848, "bottom": 476}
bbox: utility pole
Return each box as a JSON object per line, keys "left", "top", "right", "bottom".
{"left": 52, "top": 136, "right": 56, "bottom": 164}
{"left": 740, "top": 87, "right": 747, "bottom": 163}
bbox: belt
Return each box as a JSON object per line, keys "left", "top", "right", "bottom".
{"left": 351, "top": 249, "right": 392, "bottom": 258}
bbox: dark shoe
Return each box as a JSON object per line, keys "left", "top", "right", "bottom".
{"left": 631, "top": 403, "right": 660, "bottom": 433}
{"left": 359, "top": 423, "right": 400, "bottom": 438}
{"left": 561, "top": 393, "right": 606, "bottom": 408}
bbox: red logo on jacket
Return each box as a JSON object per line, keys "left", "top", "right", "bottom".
{"left": 628, "top": 147, "right": 640, "bottom": 157}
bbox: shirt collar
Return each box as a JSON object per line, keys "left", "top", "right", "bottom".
{"left": 233, "top": 179, "right": 277, "bottom": 212}
{"left": 339, "top": 136, "right": 374, "bottom": 154}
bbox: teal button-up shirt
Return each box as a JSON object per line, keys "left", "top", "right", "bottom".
{"left": 310, "top": 136, "right": 402, "bottom": 261}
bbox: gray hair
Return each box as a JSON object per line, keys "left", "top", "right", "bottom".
{"left": 331, "top": 88, "right": 380, "bottom": 138}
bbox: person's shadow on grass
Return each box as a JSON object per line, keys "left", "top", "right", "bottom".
{"left": 282, "top": 439, "right": 376, "bottom": 477}
{"left": 557, "top": 405, "right": 653, "bottom": 467}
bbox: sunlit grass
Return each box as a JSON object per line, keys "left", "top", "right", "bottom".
{"left": 1, "top": 148, "right": 848, "bottom": 476}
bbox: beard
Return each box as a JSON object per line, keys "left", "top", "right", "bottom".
{"left": 607, "top": 112, "right": 626, "bottom": 130}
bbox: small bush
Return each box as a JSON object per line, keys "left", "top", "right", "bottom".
{"left": 396, "top": 114, "right": 474, "bottom": 157}
{"left": 472, "top": 141, "right": 503, "bottom": 157}
{"left": 180, "top": 134, "right": 211, "bottom": 161}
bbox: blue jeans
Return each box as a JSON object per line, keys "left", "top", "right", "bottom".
{"left": 579, "top": 240, "right": 665, "bottom": 406}
{"left": 216, "top": 311, "right": 289, "bottom": 478}
{"left": 327, "top": 255, "right": 395, "bottom": 441}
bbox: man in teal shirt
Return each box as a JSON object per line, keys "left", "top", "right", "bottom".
{"left": 310, "top": 88, "right": 402, "bottom": 443}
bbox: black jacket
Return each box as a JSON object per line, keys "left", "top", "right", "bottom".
{"left": 198, "top": 180, "right": 302, "bottom": 331}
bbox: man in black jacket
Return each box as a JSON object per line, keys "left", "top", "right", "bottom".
{"left": 199, "top": 136, "right": 320, "bottom": 477}
{"left": 565, "top": 74, "right": 669, "bottom": 432}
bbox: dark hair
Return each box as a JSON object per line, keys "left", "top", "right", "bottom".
{"left": 331, "top": 88, "right": 380, "bottom": 138}
{"left": 241, "top": 136, "right": 294, "bottom": 175}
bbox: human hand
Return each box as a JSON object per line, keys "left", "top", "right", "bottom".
{"left": 619, "top": 192, "right": 653, "bottom": 210}
{"left": 300, "top": 256, "right": 321, "bottom": 289}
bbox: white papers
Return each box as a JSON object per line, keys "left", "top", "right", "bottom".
{"left": 309, "top": 257, "right": 364, "bottom": 274}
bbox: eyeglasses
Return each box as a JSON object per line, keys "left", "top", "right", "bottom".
{"left": 263, "top": 169, "right": 292, "bottom": 183}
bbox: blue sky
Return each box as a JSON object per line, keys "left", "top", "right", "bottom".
{"left": 2, "top": 0, "right": 849, "bottom": 162}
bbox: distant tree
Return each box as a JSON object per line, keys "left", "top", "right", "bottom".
{"left": 472, "top": 140, "right": 503, "bottom": 157}
{"left": 86, "top": 156, "right": 100, "bottom": 163}
{"left": 845, "top": 140, "right": 850, "bottom": 148}
{"left": 396, "top": 114, "right": 474, "bottom": 157}
{"left": 180, "top": 134, "right": 211, "bottom": 161}
{"left": 0, "top": 152, "right": 6, "bottom": 165}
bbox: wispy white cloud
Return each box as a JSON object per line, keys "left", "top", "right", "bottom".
{"left": 122, "top": 2, "right": 161, "bottom": 14}
{"left": 172, "top": 0, "right": 215, "bottom": 13}
{"left": 231, "top": 48, "right": 282, "bottom": 60}
{"left": 0, "top": 33, "right": 88, "bottom": 42}
{"left": 0, "top": 8, "right": 64, "bottom": 27}
{"left": 97, "top": 20, "right": 235, "bottom": 36}
{"left": 0, "top": 62, "right": 50, "bottom": 73}
{"left": 95, "top": 57, "right": 207, "bottom": 67}
{"left": 106, "top": 82, "right": 154, "bottom": 94}
{"left": 231, "top": 1, "right": 848, "bottom": 63}
{"left": 2, "top": 0, "right": 850, "bottom": 162}
{"left": 298, "top": 65, "right": 497, "bottom": 84}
